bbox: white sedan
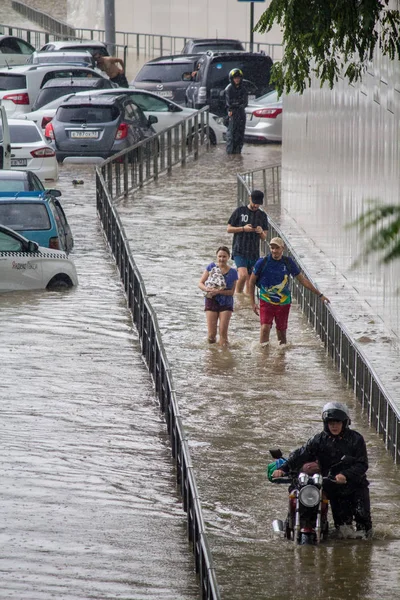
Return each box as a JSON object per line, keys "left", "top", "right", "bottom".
{"left": 0, "top": 224, "right": 78, "bottom": 292}
{"left": 2, "top": 119, "right": 58, "bottom": 181}
{"left": 18, "top": 88, "right": 227, "bottom": 145}
{"left": 245, "top": 90, "right": 283, "bottom": 143}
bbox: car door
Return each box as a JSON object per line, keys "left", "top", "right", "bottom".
{"left": 130, "top": 93, "right": 182, "bottom": 132}
{"left": 0, "top": 228, "right": 43, "bottom": 291}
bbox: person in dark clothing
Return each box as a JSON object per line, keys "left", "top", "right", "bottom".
{"left": 227, "top": 189, "right": 268, "bottom": 293}
{"left": 225, "top": 68, "right": 248, "bottom": 154}
{"left": 272, "top": 402, "right": 373, "bottom": 536}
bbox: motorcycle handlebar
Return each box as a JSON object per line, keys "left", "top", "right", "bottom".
{"left": 271, "top": 477, "right": 292, "bottom": 484}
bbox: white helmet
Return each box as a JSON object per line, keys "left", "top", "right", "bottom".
{"left": 322, "top": 402, "right": 351, "bottom": 431}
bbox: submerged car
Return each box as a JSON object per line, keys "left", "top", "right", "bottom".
{"left": 245, "top": 90, "right": 282, "bottom": 143}
{"left": 0, "top": 191, "right": 74, "bottom": 253}
{"left": 45, "top": 94, "right": 157, "bottom": 163}
{"left": 0, "top": 224, "right": 78, "bottom": 292}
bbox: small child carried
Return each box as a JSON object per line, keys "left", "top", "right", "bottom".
{"left": 203, "top": 266, "right": 226, "bottom": 298}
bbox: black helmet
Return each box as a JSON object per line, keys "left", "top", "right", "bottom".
{"left": 322, "top": 402, "right": 351, "bottom": 432}
{"left": 229, "top": 68, "right": 243, "bottom": 82}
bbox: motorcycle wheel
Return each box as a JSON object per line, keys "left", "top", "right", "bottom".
{"left": 298, "top": 532, "right": 316, "bottom": 545}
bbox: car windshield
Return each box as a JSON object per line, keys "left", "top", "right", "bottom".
{"left": 32, "top": 86, "right": 102, "bottom": 111}
{"left": 0, "top": 202, "right": 50, "bottom": 231}
{"left": 208, "top": 57, "right": 271, "bottom": 89}
{"left": 0, "top": 180, "right": 26, "bottom": 192}
{"left": 135, "top": 63, "right": 194, "bottom": 83}
{"left": 0, "top": 74, "right": 27, "bottom": 90}
{"left": 194, "top": 43, "right": 244, "bottom": 52}
{"left": 255, "top": 90, "right": 279, "bottom": 104}
{"left": 33, "top": 55, "right": 93, "bottom": 67}
{"left": 0, "top": 125, "right": 42, "bottom": 143}
{"left": 56, "top": 105, "right": 119, "bottom": 123}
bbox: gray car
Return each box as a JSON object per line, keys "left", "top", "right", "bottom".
{"left": 45, "top": 95, "right": 157, "bottom": 163}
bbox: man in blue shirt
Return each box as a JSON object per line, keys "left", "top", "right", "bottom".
{"left": 248, "top": 237, "right": 329, "bottom": 345}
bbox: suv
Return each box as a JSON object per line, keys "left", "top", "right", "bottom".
{"left": 0, "top": 64, "right": 109, "bottom": 116}
{"left": 0, "top": 191, "right": 74, "bottom": 253}
{"left": 131, "top": 54, "right": 201, "bottom": 105}
{"left": 31, "top": 77, "right": 114, "bottom": 112}
{"left": 39, "top": 40, "right": 109, "bottom": 57}
{"left": 185, "top": 51, "right": 273, "bottom": 116}
{"left": 181, "top": 38, "right": 245, "bottom": 54}
{"left": 45, "top": 95, "right": 157, "bottom": 163}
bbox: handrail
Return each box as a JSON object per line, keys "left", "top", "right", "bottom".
{"left": 95, "top": 112, "right": 220, "bottom": 598}
{"left": 237, "top": 165, "right": 400, "bottom": 463}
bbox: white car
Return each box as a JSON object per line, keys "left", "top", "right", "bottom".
{"left": 1, "top": 119, "right": 58, "bottom": 182}
{"left": 245, "top": 90, "right": 283, "bottom": 143}
{"left": 0, "top": 224, "right": 78, "bottom": 292}
{"left": 19, "top": 88, "right": 227, "bottom": 145}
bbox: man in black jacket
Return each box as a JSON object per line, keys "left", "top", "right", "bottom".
{"left": 272, "top": 402, "right": 372, "bottom": 536}
{"left": 225, "top": 68, "right": 248, "bottom": 154}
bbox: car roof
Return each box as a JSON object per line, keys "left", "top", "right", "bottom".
{"left": 45, "top": 40, "right": 107, "bottom": 49}
{"left": 0, "top": 64, "right": 98, "bottom": 74}
{"left": 0, "top": 191, "right": 48, "bottom": 202}
{"left": 40, "top": 77, "right": 105, "bottom": 89}
{"left": 0, "top": 170, "right": 29, "bottom": 180}
{"left": 189, "top": 38, "right": 243, "bottom": 44}
{"left": 145, "top": 54, "right": 201, "bottom": 65}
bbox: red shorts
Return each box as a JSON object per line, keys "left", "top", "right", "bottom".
{"left": 259, "top": 301, "right": 290, "bottom": 330}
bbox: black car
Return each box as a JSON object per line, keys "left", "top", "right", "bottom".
{"left": 45, "top": 94, "right": 157, "bottom": 163}
{"left": 185, "top": 51, "right": 273, "bottom": 117}
{"left": 181, "top": 38, "right": 245, "bottom": 55}
{"left": 0, "top": 169, "right": 60, "bottom": 194}
{"left": 31, "top": 77, "right": 115, "bottom": 111}
{"left": 131, "top": 54, "right": 201, "bottom": 105}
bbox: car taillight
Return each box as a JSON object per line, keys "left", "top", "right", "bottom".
{"left": 49, "top": 237, "right": 60, "bottom": 249}
{"left": 30, "top": 147, "right": 56, "bottom": 158}
{"left": 41, "top": 116, "right": 53, "bottom": 129}
{"left": 44, "top": 122, "right": 55, "bottom": 140}
{"left": 115, "top": 122, "right": 128, "bottom": 140}
{"left": 3, "top": 92, "right": 29, "bottom": 105}
{"left": 252, "top": 108, "right": 282, "bottom": 119}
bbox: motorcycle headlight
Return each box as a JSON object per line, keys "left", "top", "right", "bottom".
{"left": 298, "top": 485, "right": 320, "bottom": 508}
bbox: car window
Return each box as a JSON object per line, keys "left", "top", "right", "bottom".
{"left": 208, "top": 57, "right": 271, "bottom": 89}
{"left": 0, "top": 39, "right": 21, "bottom": 54}
{"left": 0, "top": 202, "right": 50, "bottom": 231}
{"left": 40, "top": 70, "right": 101, "bottom": 87}
{"left": 130, "top": 93, "right": 170, "bottom": 112}
{"left": 33, "top": 55, "right": 93, "bottom": 67}
{"left": 30, "top": 173, "right": 45, "bottom": 191}
{"left": 0, "top": 230, "right": 23, "bottom": 251}
{"left": 0, "top": 74, "right": 27, "bottom": 90}
{"left": 0, "top": 180, "right": 26, "bottom": 192}
{"left": 0, "top": 124, "right": 41, "bottom": 143}
{"left": 63, "top": 46, "right": 108, "bottom": 57}
{"left": 15, "top": 39, "right": 34, "bottom": 54}
{"left": 194, "top": 43, "right": 244, "bottom": 52}
{"left": 32, "top": 85, "right": 102, "bottom": 111}
{"left": 135, "top": 63, "right": 195, "bottom": 83}
{"left": 124, "top": 101, "right": 147, "bottom": 126}
{"left": 56, "top": 105, "right": 119, "bottom": 123}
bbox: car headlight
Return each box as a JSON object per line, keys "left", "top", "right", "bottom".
{"left": 298, "top": 485, "right": 320, "bottom": 507}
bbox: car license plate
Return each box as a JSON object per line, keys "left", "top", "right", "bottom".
{"left": 156, "top": 91, "right": 173, "bottom": 98}
{"left": 11, "top": 158, "right": 28, "bottom": 167}
{"left": 70, "top": 131, "right": 99, "bottom": 139}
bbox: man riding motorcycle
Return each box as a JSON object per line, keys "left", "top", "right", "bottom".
{"left": 272, "top": 402, "right": 372, "bottom": 537}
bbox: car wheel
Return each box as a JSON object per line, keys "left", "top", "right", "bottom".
{"left": 208, "top": 128, "right": 216, "bottom": 145}
{"left": 47, "top": 275, "right": 73, "bottom": 290}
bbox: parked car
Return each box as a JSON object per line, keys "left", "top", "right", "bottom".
{"left": 30, "top": 77, "right": 115, "bottom": 112}
{"left": 0, "top": 119, "right": 58, "bottom": 181}
{"left": 0, "top": 169, "right": 60, "bottom": 193}
{"left": 0, "top": 64, "right": 110, "bottom": 116}
{"left": 27, "top": 50, "right": 96, "bottom": 68}
{"left": 0, "top": 224, "right": 77, "bottom": 292}
{"left": 0, "top": 191, "right": 74, "bottom": 253}
{"left": 0, "top": 35, "right": 34, "bottom": 67}
{"left": 45, "top": 94, "right": 157, "bottom": 163}
{"left": 39, "top": 40, "right": 109, "bottom": 57}
{"left": 185, "top": 51, "right": 273, "bottom": 116}
{"left": 245, "top": 89, "right": 283, "bottom": 143}
{"left": 181, "top": 38, "right": 245, "bottom": 54}
{"left": 131, "top": 54, "right": 201, "bottom": 105}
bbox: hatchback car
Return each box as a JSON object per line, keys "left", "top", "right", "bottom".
{"left": 0, "top": 119, "right": 58, "bottom": 181}
{"left": 245, "top": 90, "right": 283, "bottom": 143}
{"left": 131, "top": 55, "right": 201, "bottom": 105}
{"left": 39, "top": 40, "right": 109, "bottom": 57}
{"left": 45, "top": 95, "right": 156, "bottom": 163}
{"left": 30, "top": 77, "right": 114, "bottom": 112}
{"left": 181, "top": 38, "right": 245, "bottom": 54}
{"left": 0, "top": 169, "right": 60, "bottom": 193}
{"left": 185, "top": 51, "right": 273, "bottom": 116}
{"left": 0, "top": 224, "right": 77, "bottom": 292}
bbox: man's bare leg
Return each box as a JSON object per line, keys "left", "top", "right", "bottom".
{"left": 260, "top": 323, "right": 271, "bottom": 345}
{"left": 235, "top": 266, "right": 248, "bottom": 293}
{"left": 277, "top": 329, "right": 287, "bottom": 345}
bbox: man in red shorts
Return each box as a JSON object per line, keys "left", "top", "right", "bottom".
{"left": 248, "top": 237, "right": 329, "bottom": 345}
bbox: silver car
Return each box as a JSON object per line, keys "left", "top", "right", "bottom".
{"left": 245, "top": 90, "right": 282, "bottom": 143}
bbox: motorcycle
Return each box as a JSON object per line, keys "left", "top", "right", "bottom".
{"left": 268, "top": 448, "right": 355, "bottom": 545}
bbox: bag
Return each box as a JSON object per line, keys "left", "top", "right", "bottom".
{"left": 254, "top": 254, "right": 292, "bottom": 289}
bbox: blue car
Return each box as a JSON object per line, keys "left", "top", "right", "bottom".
{"left": 0, "top": 191, "right": 74, "bottom": 253}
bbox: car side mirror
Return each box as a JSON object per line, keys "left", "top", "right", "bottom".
{"left": 46, "top": 189, "right": 62, "bottom": 197}
{"left": 182, "top": 72, "right": 192, "bottom": 81}
{"left": 27, "top": 240, "right": 39, "bottom": 253}
{"left": 147, "top": 115, "right": 158, "bottom": 125}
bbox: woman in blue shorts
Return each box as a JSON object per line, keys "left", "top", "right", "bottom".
{"left": 198, "top": 246, "right": 238, "bottom": 346}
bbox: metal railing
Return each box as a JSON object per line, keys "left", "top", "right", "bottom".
{"left": 95, "top": 116, "right": 220, "bottom": 599}
{"left": 12, "top": 0, "right": 75, "bottom": 38}
{"left": 237, "top": 165, "right": 400, "bottom": 463}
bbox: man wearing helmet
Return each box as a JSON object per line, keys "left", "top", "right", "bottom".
{"left": 225, "top": 68, "right": 248, "bottom": 154}
{"left": 272, "top": 402, "right": 372, "bottom": 536}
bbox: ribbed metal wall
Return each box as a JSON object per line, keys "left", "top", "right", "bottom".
{"left": 282, "top": 39, "right": 400, "bottom": 339}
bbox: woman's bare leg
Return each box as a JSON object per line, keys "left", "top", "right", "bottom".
{"left": 218, "top": 311, "right": 232, "bottom": 346}
{"left": 206, "top": 311, "right": 218, "bottom": 343}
